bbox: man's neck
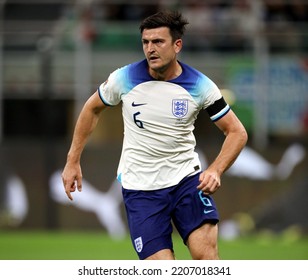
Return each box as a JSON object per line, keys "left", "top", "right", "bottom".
{"left": 149, "top": 61, "right": 182, "bottom": 81}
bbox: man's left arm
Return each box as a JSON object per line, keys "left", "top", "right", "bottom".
{"left": 197, "top": 110, "right": 248, "bottom": 195}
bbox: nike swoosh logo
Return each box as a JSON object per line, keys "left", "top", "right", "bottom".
{"left": 132, "top": 102, "right": 147, "bottom": 107}
{"left": 204, "top": 209, "right": 214, "bottom": 214}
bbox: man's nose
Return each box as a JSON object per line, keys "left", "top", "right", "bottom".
{"left": 147, "top": 42, "right": 155, "bottom": 53}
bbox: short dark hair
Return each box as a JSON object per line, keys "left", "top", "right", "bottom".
{"left": 139, "top": 11, "right": 189, "bottom": 41}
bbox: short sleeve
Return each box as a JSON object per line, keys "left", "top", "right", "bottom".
{"left": 98, "top": 68, "right": 124, "bottom": 106}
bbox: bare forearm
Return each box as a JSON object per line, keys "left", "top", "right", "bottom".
{"left": 208, "top": 128, "right": 247, "bottom": 175}
{"left": 66, "top": 94, "right": 105, "bottom": 164}
{"left": 197, "top": 110, "right": 248, "bottom": 195}
{"left": 67, "top": 113, "right": 98, "bottom": 163}
{"left": 209, "top": 110, "right": 248, "bottom": 175}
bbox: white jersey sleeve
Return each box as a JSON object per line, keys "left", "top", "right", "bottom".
{"left": 98, "top": 65, "right": 130, "bottom": 106}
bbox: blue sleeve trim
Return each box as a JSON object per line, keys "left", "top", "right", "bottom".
{"left": 210, "top": 105, "right": 230, "bottom": 122}
{"left": 206, "top": 97, "right": 230, "bottom": 122}
{"left": 117, "top": 173, "right": 122, "bottom": 184}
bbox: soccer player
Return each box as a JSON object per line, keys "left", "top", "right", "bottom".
{"left": 62, "top": 11, "right": 248, "bottom": 260}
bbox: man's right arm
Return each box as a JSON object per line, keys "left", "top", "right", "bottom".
{"left": 62, "top": 91, "right": 107, "bottom": 200}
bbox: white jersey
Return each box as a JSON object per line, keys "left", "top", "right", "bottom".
{"left": 98, "top": 59, "right": 230, "bottom": 191}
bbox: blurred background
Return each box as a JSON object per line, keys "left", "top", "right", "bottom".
{"left": 0, "top": 0, "right": 307, "bottom": 243}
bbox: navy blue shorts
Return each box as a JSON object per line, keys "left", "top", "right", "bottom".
{"left": 122, "top": 172, "right": 219, "bottom": 259}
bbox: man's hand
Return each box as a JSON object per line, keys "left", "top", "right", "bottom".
{"left": 61, "top": 164, "right": 82, "bottom": 201}
{"left": 197, "top": 169, "right": 221, "bottom": 195}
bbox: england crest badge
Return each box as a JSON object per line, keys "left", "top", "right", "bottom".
{"left": 172, "top": 99, "right": 188, "bottom": 118}
{"left": 134, "top": 237, "right": 143, "bottom": 253}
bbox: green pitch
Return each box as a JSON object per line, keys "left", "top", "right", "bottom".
{"left": 0, "top": 230, "right": 307, "bottom": 260}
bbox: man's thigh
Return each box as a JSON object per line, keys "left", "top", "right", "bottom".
{"left": 122, "top": 188, "right": 174, "bottom": 259}
{"left": 186, "top": 223, "right": 219, "bottom": 260}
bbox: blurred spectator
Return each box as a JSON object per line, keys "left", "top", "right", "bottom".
{"left": 288, "top": 0, "right": 308, "bottom": 52}
{"left": 288, "top": 0, "right": 308, "bottom": 22}
{"left": 182, "top": 1, "right": 214, "bottom": 51}
{"left": 104, "top": 3, "right": 160, "bottom": 21}
{"left": 263, "top": 0, "right": 301, "bottom": 52}
{"left": 229, "top": 0, "right": 263, "bottom": 51}
{"left": 182, "top": 0, "right": 260, "bottom": 52}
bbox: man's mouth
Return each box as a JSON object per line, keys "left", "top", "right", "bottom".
{"left": 149, "top": 56, "right": 159, "bottom": 61}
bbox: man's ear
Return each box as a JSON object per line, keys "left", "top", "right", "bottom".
{"left": 174, "top": 39, "right": 183, "bottom": 53}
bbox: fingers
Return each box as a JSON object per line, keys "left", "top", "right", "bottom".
{"left": 62, "top": 174, "right": 82, "bottom": 201}
{"left": 63, "top": 180, "right": 76, "bottom": 201}
{"left": 65, "top": 185, "right": 74, "bottom": 201}
{"left": 197, "top": 171, "right": 221, "bottom": 195}
{"left": 77, "top": 180, "right": 82, "bottom": 192}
